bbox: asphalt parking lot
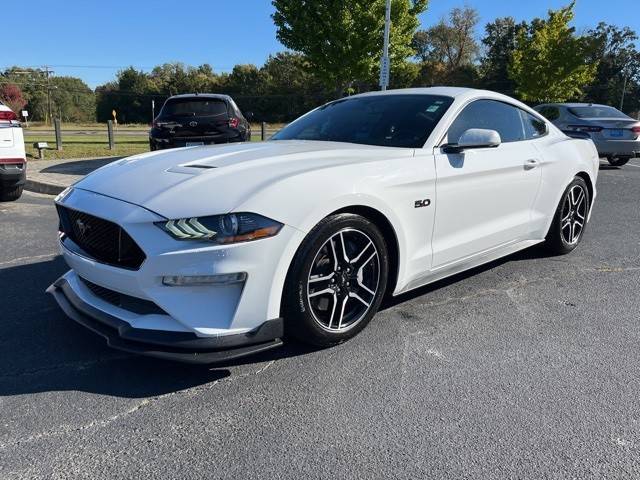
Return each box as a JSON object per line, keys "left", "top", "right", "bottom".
{"left": 2, "top": 161, "right": 640, "bottom": 479}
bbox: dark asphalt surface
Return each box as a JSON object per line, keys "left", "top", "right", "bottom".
{"left": 1, "top": 161, "right": 640, "bottom": 479}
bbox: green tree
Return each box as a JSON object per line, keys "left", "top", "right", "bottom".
{"left": 1, "top": 67, "right": 50, "bottom": 121}
{"left": 509, "top": 2, "right": 598, "bottom": 103}
{"left": 50, "top": 76, "right": 95, "bottom": 122}
{"left": 225, "top": 64, "right": 267, "bottom": 96}
{"left": 584, "top": 23, "right": 640, "bottom": 113}
{"left": 480, "top": 17, "right": 526, "bottom": 94}
{"left": 411, "top": 6, "right": 479, "bottom": 87}
{"left": 414, "top": 7, "right": 479, "bottom": 69}
{"left": 272, "top": 0, "right": 428, "bottom": 92}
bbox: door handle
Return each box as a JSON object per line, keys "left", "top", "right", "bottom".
{"left": 524, "top": 159, "right": 539, "bottom": 170}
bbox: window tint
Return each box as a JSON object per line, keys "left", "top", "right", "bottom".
{"left": 520, "top": 110, "right": 548, "bottom": 139}
{"left": 568, "top": 106, "right": 629, "bottom": 119}
{"left": 162, "top": 98, "right": 228, "bottom": 117}
{"left": 537, "top": 106, "right": 560, "bottom": 121}
{"left": 271, "top": 95, "right": 454, "bottom": 148}
{"left": 447, "top": 100, "right": 525, "bottom": 144}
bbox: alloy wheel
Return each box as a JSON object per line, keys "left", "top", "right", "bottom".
{"left": 560, "top": 184, "right": 587, "bottom": 245}
{"left": 306, "top": 228, "right": 380, "bottom": 332}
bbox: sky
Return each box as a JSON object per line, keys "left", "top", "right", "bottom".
{"left": 4, "top": 0, "right": 639, "bottom": 89}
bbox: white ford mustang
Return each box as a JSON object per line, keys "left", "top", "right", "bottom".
{"left": 48, "top": 88, "right": 599, "bottom": 363}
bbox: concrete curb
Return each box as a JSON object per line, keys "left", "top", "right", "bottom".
{"left": 25, "top": 179, "right": 66, "bottom": 196}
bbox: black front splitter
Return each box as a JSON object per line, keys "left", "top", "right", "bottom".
{"left": 47, "top": 276, "right": 283, "bottom": 365}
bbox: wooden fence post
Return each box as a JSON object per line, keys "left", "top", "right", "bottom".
{"left": 107, "top": 120, "right": 115, "bottom": 150}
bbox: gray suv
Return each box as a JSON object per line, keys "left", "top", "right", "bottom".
{"left": 534, "top": 103, "right": 640, "bottom": 167}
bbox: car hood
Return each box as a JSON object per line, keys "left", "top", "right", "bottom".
{"left": 75, "top": 140, "right": 412, "bottom": 219}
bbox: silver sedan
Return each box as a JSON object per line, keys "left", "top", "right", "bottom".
{"left": 535, "top": 103, "right": 640, "bottom": 167}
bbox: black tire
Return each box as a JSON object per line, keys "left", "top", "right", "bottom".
{"left": 608, "top": 157, "right": 630, "bottom": 167}
{"left": 283, "top": 214, "right": 389, "bottom": 347}
{"left": 544, "top": 176, "right": 590, "bottom": 255}
{"left": 0, "top": 185, "right": 23, "bottom": 202}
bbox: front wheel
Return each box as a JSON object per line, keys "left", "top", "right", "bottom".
{"left": 544, "top": 176, "right": 590, "bottom": 255}
{"left": 283, "top": 214, "right": 389, "bottom": 347}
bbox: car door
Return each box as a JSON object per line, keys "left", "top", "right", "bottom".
{"left": 431, "top": 100, "right": 542, "bottom": 268}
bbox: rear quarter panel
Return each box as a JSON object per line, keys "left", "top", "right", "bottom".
{"left": 530, "top": 133, "right": 599, "bottom": 238}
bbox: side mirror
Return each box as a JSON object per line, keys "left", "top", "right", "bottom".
{"left": 245, "top": 111, "right": 254, "bottom": 121}
{"left": 443, "top": 128, "right": 501, "bottom": 153}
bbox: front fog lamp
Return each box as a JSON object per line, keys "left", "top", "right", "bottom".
{"left": 162, "top": 272, "right": 247, "bottom": 286}
{"left": 157, "top": 213, "right": 283, "bottom": 244}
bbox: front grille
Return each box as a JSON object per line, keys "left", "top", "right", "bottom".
{"left": 57, "top": 205, "right": 146, "bottom": 270}
{"left": 80, "top": 277, "right": 166, "bottom": 316}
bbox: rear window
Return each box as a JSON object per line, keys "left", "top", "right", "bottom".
{"left": 568, "top": 106, "right": 629, "bottom": 119}
{"left": 162, "top": 98, "right": 228, "bottom": 116}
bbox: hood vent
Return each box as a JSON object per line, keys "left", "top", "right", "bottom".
{"left": 186, "top": 165, "right": 216, "bottom": 169}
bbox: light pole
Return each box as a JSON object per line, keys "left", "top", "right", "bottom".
{"left": 620, "top": 74, "right": 628, "bottom": 112}
{"left": 379, "top": 0, "right": 391, "bottom": 91}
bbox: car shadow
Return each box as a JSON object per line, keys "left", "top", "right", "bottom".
{"left": 40, "top": 157, "right": 123, "bottom": 176}
{"left": 381, "top": 244, "right": 551, "bottom": 310}
{"left": 0, "top": 245, "right": 552, "bottom": 397}
{"left": 0, "top": 257, "right": 230, "bottom": 399}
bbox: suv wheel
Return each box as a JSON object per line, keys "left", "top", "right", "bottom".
{"left": 0, "top": 185, "right": 24, "bottom": 202}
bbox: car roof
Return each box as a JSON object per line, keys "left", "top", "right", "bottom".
{"left": 166, "top": 93, "right": 232, "bottom": 101}
{"left": 350, "top": 87, "right": 531, "bottom": 105}
{"left": 539, "top": 102, "right": 613, "bottom": 109}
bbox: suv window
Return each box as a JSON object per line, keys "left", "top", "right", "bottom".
{"left": 161, "top": 98, "right": 228, "bottom": 117}
{"left": 520, "top": 110, "right": 548, "bottom": 139}
{"left": 447, "top": 100, "right": 525, "bottom": 144}
{"left": 537, "top": 106, "right": 560, "bottom": 121}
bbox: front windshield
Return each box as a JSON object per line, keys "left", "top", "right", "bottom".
{"left": 568, "top": 106, "right": 629, "bottom": 119}
{"left": 271, "top": 94, "right": 453, "bottom": 148}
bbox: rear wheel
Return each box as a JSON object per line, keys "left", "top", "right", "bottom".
{"left": 607, "top": 157, "right": 630, "bottom": 167}
{"left": 0, "top": 185, "right": 23, "bottom": 202}
{"left": 544, "top": 177, "right": 590, "bottom": 255}
{"left": 283, "top": 214, "right": 389, "bottom": 347}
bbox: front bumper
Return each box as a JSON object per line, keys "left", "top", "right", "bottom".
{"left": 47, "top": 274, "right": 283, "bottom": 364}
{"left": 49, "top": 187, "right": 304, "bottom": 363}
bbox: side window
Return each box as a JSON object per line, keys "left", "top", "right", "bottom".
{"left": 537, "top": 106, "right": 560, "bottom": 121}
{"left": 520, "top": 110, "right": 548, "bottom": 139}
{"left": 447, "top": 100, "right": 525, "bottom": 144}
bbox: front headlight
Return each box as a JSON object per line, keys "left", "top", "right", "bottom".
{"left": 156, "top": 213, "right": 283, "bottom": 244}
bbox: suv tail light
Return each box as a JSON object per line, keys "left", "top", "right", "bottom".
{"left": 229, "top": 117, "right": 239, "bottom": 129}
{"left": 568, "top": 125, "right": 603, "bottom": 133}
{"left": 0, "top": 110, "right": 18, "bottom": 121}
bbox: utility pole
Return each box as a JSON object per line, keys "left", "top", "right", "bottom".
{"left": 379, "top": 0, "right": 391, "bottom": 91}
{"left": 620, "top": 74, "right": 628, "bottom": 112}
{"left": 43, "top": 65, "right": 54, "bottom": 125}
